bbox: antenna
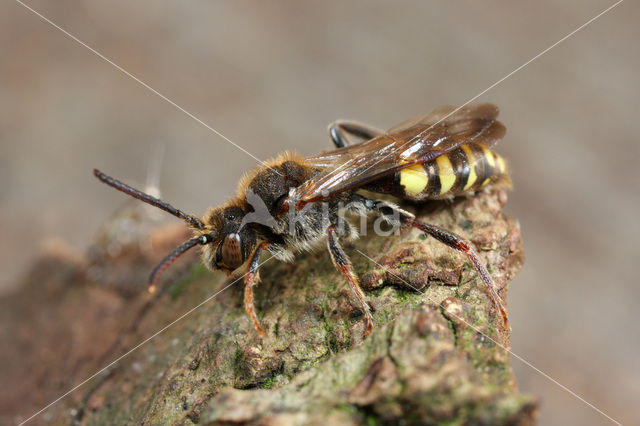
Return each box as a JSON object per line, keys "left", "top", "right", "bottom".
{"left": 93, "top": 169, "right": 204, "bottom": 229}
{"left": 147, "top": 235, "right": 211, "bottom": 293}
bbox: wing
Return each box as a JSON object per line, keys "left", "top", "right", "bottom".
{"left": 292, "top": 103, "right": 505, "bottom": 206}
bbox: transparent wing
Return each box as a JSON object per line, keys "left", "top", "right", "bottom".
{"left": 294, "top": 103, "right": 505, "bottom": 205}
{"left": 386, "top": 103, "right": 499, "bottom": 133}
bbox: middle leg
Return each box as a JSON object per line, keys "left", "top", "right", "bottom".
{"left": 326, "top": 225, "right": 374, "bottom": 336}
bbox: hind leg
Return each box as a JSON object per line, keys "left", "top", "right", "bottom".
{"left": 368, "top": 198, "right": 509, "bottom": 329}
{"left": 328, "top": 120, "right": 384, "bottom": 148}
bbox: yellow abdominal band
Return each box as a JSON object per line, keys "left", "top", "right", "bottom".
{"left": 435, "top": 154, "right": 455, "bottom": 194}
{"left": 399, "top": 163, "right": 428, "bottom": 196}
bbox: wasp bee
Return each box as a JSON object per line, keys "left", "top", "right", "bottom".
{"left": 94, "top": 103, "right": 510, "bottom": 337}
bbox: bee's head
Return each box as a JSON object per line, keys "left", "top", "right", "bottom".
{"left": 200, "top": 205, "right": 257, "bottom": 275}
{"left": 93, "top": 169, "right": 261, "bottom": 293}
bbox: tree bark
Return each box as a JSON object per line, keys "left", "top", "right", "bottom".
{"left": 0, "top": 190, "right": 537, "bottom": 425}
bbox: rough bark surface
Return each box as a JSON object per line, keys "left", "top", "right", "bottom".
{"left": 0, "top": 190, "right": 537, "bottom": 425}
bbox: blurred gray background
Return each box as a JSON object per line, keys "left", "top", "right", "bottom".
{"left": 1, "top": 1, "right": 638, "bottom": 424}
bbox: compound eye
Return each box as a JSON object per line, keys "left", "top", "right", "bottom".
{"left": 221, "top": 233, "right": 244, "bottom": 270}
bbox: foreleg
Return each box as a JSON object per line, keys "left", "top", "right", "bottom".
{"left": 244, "top": 242, "right": 270, "bottom": 336}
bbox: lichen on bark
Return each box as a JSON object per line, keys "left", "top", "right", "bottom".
{"left": 0, "top": 190, "right": 537, "bottom": 425}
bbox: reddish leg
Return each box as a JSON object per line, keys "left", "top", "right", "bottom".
{"left": 371, "top": 200, "right": 509, "bottom": 330}
{"left": 408, "top": 219, "right": 509, "bottom": 329}
{"left": 327, "top": 226, "right": 374, "bottom": 336}
{"left": 244, "top": 242, "right": 270, "bottom": 336}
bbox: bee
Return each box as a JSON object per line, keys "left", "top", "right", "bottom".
{"left": 94, "top": 103, "right": 510, "bottom": 337}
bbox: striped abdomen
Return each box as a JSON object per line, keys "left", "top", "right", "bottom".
{"left": 366, "top": 142, "right": 508, "bottom": 200}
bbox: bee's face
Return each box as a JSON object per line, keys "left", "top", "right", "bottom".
{"left": 200, "top": 205, "right": 256, "bottom": 274}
